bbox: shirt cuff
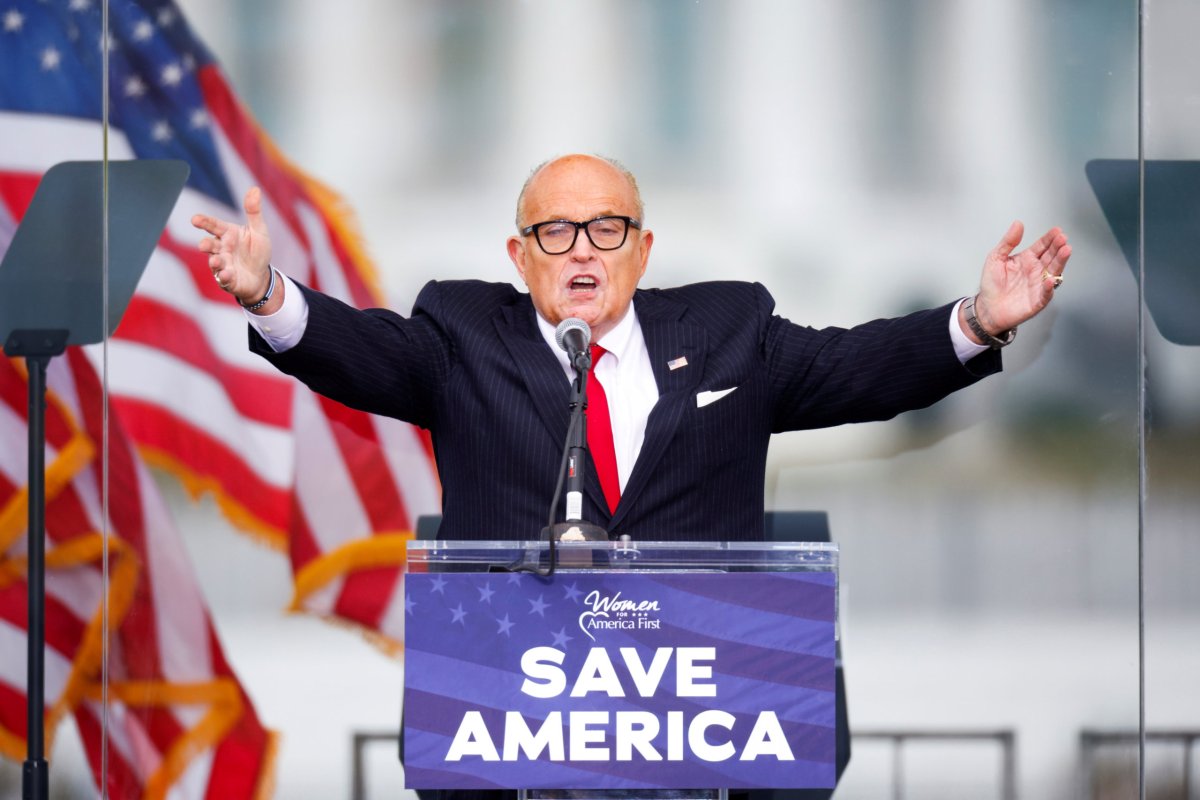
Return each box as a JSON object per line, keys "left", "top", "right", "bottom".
{"left": 949, "top": 297, "right": 989, "bottom": 364}
{"left": 245, "top": 272, "right": 309, "bottom": 352}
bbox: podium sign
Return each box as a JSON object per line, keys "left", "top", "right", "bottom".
{"left": 402, "top": 541, "right": 838, "bottom": 792}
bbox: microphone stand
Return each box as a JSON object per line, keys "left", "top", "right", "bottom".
{"left": 554, "top": 351, "right": 608, "bottom": 544}
{"left": 512, "top": 345, "right": 607, "bottom": 578}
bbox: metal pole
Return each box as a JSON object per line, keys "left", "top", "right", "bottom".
{"left": 1002, "top": 731, "right": 1017, "bottom": 800}
{"left": 1184, "top": 735, "right": 1193, "bottom": 800}
{"left": 23, "top": 353, "right": 51, "bottom": 800}
{"left": 351, "top": 732, "right": 367, "bottom": 800}
{"left": 1081, "top": 734, "right": 1094, "bottom": 800}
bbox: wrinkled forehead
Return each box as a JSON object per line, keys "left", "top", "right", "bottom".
{"left": 517, "top": 156, "right": 642, "bottom": 226}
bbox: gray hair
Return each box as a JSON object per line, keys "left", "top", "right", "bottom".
{"left": 514, "top": 154, "right": 645, "bottom": 229}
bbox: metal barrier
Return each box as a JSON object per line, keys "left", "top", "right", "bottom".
{"left": 851, "top": 729, "right": 1017, "bottom": 800}
{"left": 352, "top": 730, "right": 402, "bottom": 800}
{"left": 1080, "top": 729, "right": 1200, "bottom": 800}
{"left": 353, "top": 728, "right": 1018, "bottom": 800}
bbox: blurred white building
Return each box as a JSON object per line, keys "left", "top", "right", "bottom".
{"left": 7, "top": 3, "right": 1196, "bottom": 799}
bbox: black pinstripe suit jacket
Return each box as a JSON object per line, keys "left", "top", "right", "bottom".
{"left": 252, "top": 280, "right": 999, "bottom": 542}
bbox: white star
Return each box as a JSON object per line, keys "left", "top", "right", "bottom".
{"left": 40, "top": 46, "right": 61, "bottom": 71}
{"left": 3, "top": 10, "right": 24, "bottom": 32}
{"left": 528, "top": 594, "right": 549, "bottom": 617}
{"left": 98, "top": 31, "right": 117, "bottom": 52}
{"left": 430, "top": 576, "right": 447, "bottom": 594}
{"left": 156, "top": 7, "right": 176, "bottom": 27}
{"left": 551, "top": 627, "right": 573, "bottom": 649}
{"left": 160, "top": 62, "right": 183, "bottom": 87}
{"left": 496, "top": 614, "right": 515, "bottom": 636}
{"left": 181, "top": 52, "right": 196, "bottom": 71}
{"left": 124, "top": 75, "right": 146, "bottom": 97}
{"left": 151, "top": 120, "right": 173, "bottom": 142}
{"left": 68, "top": 0, "right": 90, "bottom": 10}
{"left": 132, "top": 19, "right": 154, "bottom": 41}
{"left": 189, "top": 108, "right": 209, "bottom": 129}
{"left": 450, "top": 604, "right": 467, "bottom": 625}
{"left": 563, "top": 582, "right": 583, "bottom": 603}
{"left": 404, "top": 594, "right": 417, "bottom": 616}
{"left": 477, "top": 582, "right": 495, "bottom": 603}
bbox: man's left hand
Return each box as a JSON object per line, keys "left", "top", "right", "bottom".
{"left": 966, "top": 221, "right": 1071, "bottom": 341}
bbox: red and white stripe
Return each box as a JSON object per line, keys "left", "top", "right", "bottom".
{"left": 1, "top": 350, "right": 276, "bottom": 797}
{"left": 189, "top": 65, "right": 440, "bottom": 637}
{"left": 1, "top": 62, "right": 440, "bottom": 645}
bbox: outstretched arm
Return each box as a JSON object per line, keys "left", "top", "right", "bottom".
{"left": 191, "top": 186, "right": 280, "bottom": 314}
{"left": 962, "top": 221, "right": 1071, "bottom": 343}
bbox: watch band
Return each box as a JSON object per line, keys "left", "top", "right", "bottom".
{"left": 240, "top": 267, "right": 277, "bottom": 312}
{"left": 963, "top": 294, "right": 1016, "bottom": 349}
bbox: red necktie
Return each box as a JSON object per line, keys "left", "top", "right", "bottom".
{"left": 587, "top": 344, "right": 621, "bottom": 513}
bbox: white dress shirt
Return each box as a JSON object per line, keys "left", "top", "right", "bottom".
{"left": 249, "top": 273, "right": 308, "bottom": 352}
{"left": 535, "top": 308, "right": 659, "bottom": 493}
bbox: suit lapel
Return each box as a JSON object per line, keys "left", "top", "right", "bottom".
{"left": 494, "top": 298, "right": 611, "bottom": 517}
{"left": 494, "top": 298, "right": 571, "bottom": 449}
{"left": 492, "top": 291, "right": 709, "bottom": 532}
{"left": 610, "top": 290, "right": 707, "bottom": 530}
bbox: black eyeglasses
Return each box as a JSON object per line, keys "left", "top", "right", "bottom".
{"left": 520, "top": 216, "right": 641, "bottom": 255}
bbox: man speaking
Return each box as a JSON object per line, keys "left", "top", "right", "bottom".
{"left": 191, "top": 154, "right": 1070, "bottom": 542}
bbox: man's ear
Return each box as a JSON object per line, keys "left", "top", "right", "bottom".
{"left": 507, "top": 236, "right": 527, "bottom": 283}
{"left": 637, "top": 228, "right": 654, "bottom": 279}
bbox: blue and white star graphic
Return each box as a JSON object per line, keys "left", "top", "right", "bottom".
{"left": 0, "top": 0, "right": 235, "bottom": 203}
{"left": 406, "top": 572, "right": 581, "bottom": 654}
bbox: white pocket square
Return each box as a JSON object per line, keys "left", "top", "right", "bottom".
{"left": 696, "top": 387, "right": 738, "bottom": 408}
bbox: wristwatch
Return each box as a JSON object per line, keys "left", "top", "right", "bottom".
{"left": 240, "top": 267, "right": 277, "bottom": 312}
{"left": 963, "top": 294, "right": 1016, "bottom": 349}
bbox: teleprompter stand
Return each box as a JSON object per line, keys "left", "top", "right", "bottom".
{"left": 0, "top": 159, "right": 188, "bottom": 800}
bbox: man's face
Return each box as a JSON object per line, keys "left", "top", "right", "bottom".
{"left": 507, "top": 156, "right": 653, "bottom": 342}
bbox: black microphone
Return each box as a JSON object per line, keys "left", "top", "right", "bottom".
{"left": 555, "top": 317, "right": 591, "bottom": 373}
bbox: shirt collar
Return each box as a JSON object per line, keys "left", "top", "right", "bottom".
{"left": 535, "top": 304, "right": 639, "bottom": 369}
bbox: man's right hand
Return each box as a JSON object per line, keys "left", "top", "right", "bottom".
{"left": 191, "top": 186, "right": 277, "bottom": 312}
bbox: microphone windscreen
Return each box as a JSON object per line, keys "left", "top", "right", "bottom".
{"left": 554, "top": 317, "right": 591, "bottom": 352}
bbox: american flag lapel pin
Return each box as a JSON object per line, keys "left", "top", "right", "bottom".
{"left": 667, "top": 356, "right": 688, "bottom": 371}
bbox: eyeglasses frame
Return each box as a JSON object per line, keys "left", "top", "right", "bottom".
{"left": 519, "top": 215, "right": 642, "bottom": 255}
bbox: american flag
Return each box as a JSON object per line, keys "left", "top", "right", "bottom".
{"left": 1, "top": 0, "right": 440, "bottom": 636}
{"left": 0, "top": 350, "right": 277, "bottom": 797}
{"left": 2, "top": 0, "right": 441, "bottom": 794}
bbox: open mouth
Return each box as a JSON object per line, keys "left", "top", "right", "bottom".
{"left": 568, "top": 275, "right": 598, "bottom": 293}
